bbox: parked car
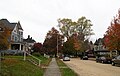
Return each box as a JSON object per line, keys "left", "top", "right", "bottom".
{"left": 70, "top": 55, "right": 75, "bottom": 58}
{"left": 96, "top": 56, "right": 112, "bottom": 63}
{"left": 63, "top": 56, "right": 70, "bottom": 61}
{"left": 81, "top": 55, "right": 88, "bottom": 60}
{"left": 111, "top": 55, "right": 120, "bottom": 66}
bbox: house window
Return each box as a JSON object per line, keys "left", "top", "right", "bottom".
{"left": 21, "top": 32, "right": 23, "bottom": 35}
{"left": 15, "top": 37, "right": 17, "bottom": 42}
{"left": 12, "top": 35, "right": 14, "bottom": 41}
{"left": 21, "top": 38, "right": 23, "bottom": 42}
{"left": 18, "top": 31, "right": 20, "bottom": 35}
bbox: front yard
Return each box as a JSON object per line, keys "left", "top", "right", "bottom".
{"left": 0, "top": 55, "right": 51, "bottom": 76}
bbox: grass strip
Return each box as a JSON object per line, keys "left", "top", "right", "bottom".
{"left": 56, "top": 58, "right": 78, "bottom": 76}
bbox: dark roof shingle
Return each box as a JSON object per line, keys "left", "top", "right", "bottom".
{"left": 0, "top": 19, "right": 23, "bottom": 31}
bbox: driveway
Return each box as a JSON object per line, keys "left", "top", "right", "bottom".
{"left": 63, "top": 58, "right": 120, "bottom": 76}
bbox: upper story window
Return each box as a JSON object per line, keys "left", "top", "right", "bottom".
{"left": 21, "top": 32, "right": 23, "bottom": 35}
{"left": 21, "top": 38, "right": 23, "bottom": 42}
{"left": 11, "top": 35, "right": 14, "bottom": 41}
{"left": 15, "top": 36, "right": 17, "bottom": 42}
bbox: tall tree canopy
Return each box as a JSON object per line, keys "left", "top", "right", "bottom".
{"left": 104, "top": 9, "right": 120, "bottom": 54}
{"left": 58, "top": 16, "right": 94, "bottom": 52}
{"left": 58, "top": 16, "right": 94, "bottom": 40}
{"left": 62, "top": 34, "right": 80, "bottom": 55}
{"left": 43, "top": 27, "right": 64, "bottom": 56}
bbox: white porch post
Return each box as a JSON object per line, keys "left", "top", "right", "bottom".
{"left": 9, "top": 44, "right": 11, "bottom": 50}
{"left": 19, "top": 44, "right": 21, "bottom": 50}
{"left": 24, "top": 51, "right": 26, "bottom": 61}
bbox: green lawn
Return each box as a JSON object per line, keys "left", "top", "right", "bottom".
{"left": 1, "top": 55, "right": 51, "bottom": 76}
{"left": 31, "top": 53, "right": 51, "bottom": 66}
{"left": 56, "top": 58, "right": 78, "bottom": 76}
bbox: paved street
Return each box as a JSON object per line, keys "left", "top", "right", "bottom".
{"left": 63, "top": 58, "right": 120, "bottom": 76}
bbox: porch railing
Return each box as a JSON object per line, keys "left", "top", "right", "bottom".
{"left": 24, "top": 51, "right": 41, "bottom": 66}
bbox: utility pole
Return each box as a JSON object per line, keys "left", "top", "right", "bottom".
{"left": 57, "top": 35, "right": 58, "bottom": 57}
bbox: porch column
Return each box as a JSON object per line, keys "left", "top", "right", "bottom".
{"left": 19, "top": 44, "right": 21, "bottom": 50}
{"left": 8, "top": 44, "right": 11, "bottom": 50}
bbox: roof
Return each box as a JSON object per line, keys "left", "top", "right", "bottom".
{"left": 0, "top": 19, "right": 11, "bottom": 28}
{"left": 23, "top": 35, "right": 36, "bottom": 43}
{"left": 94, "top": 38, "right": 104, "bottom": 45}
{"left": 23, "top": 39, "right": 36, "bottom": 43}
{"left": 0, "top": 19, "right": 23, "bottom": 31}
{"left": 17, "top": 21, "right": 23, "bottom": 30}
{"left": 10, "top": 23, "right": 17, "bottom": 30}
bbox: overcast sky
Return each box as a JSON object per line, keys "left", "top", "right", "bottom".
{"left": 0, "top": 0, "right": 120, "bottom": 43}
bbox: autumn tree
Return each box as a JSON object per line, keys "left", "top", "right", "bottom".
{"left": 73, "top": 34, "right": 81, "bottom": 51}
{"left": 71, "top": 34, "right": 82, "bottom": 56}
{"left": 62, "top": 37, "right": 75, "bottom": 55}
{"left": 62, "top": 34, "right": 84, "bottom": 56}
{"left": 58, "top": 17, "right": 94, "bottom": 52}
{"left": 43, "top": 27, "right": 64, "bottom": 56}
{"left": 104, "top": 9, "right": 120, "bottom": 54}
{"left": 32, "top": 43, "right": 43, "bottom": 54}
{"left": 0, "top": 27, "right": 11, "bottom": 50}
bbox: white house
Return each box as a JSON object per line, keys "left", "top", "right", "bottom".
{"left": 0, "top": 19, "right": 24, "bottom": 50}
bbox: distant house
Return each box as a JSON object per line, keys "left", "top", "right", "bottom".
{"left": 23, "top": 35, "right": 36, "bottom": 51}
{"left": 94, "top": 38, "right": 118, "bottom": 57}
{"left": 0, "top": 19, "right": 24, "bottom": 50}
{"left": 94, "top": 38, "right": 106, "bottom": 51}
{"left": 87, "top": 41, "right": 95, "bottom": 57}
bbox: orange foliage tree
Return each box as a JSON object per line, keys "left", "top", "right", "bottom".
{"left": 72, "top": 34, "right": 81, "bottom": 51}
{"left": 62, "top": 34, "right": 81, "bottom": 56}
{"left": 104, "top": 9, "right": 120, "bottom": 54}
{"left": 43, "top": 27, "right": 64, "bottom": 56}
{"left": 0, "top": 27, "right": 11, "bottom": 50}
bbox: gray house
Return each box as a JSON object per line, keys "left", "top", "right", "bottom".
{"left": 94, "top": 38, "right": 106, "bottom": 51}
{"left": 0, "top": 19, "right": 24, "bottom": 50}
{"left": 23, "top": 35, "right": 36, "bottom": 52}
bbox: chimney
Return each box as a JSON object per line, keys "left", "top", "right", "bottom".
{"left": 28, "top": 35, "right": 30, "bottom": 39}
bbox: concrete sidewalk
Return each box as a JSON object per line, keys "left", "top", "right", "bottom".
{"left": 43, "top": 58, "right": 61, "bottom": 76}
